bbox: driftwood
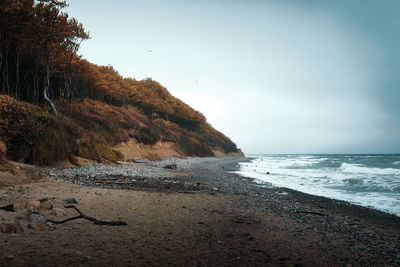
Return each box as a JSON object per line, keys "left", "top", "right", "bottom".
{"left": 0, "top": 204, "right": 14, "bottom": 212}
{"left": 295, "top": 210, "right": 328, "bottom": 216}
{"left": 47, "top": 205, "right": 127, "bottom": 226}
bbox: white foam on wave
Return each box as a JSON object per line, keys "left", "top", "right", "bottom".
{"left": 340, "top": 163, "right": 400, "bottom": 176}
{"left": 236, "top": 155, "right": 400, "bottom": 216}
{"left": 247, "top": 155, "right": 327, "bottom": 170}
{"left": 393, "top": 161, "right": 400, "bottom": 165}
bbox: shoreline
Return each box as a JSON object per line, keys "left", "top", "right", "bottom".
{"left": 1, "top": 156, "right": 400, "bottom": 266}
{"left": 237, "top": 155, "right": 400, "bottom": 218}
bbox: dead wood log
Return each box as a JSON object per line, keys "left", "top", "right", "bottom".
{"left": 47, "top": 205, "right": 127, "bottom": 226}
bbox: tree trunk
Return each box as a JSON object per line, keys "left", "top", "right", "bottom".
{"left": 73, "top": 81, "right": 84, "bottom": 102}
{"left": 43, "top": 48, "right": 57, "bottom": 115}
{"left": 69, "top": 76, "right": 73, "bottom": 101}
{"left": 15, "top": 50, "right": 20, "bottom": 99}
{"left": 4, "top": 53, "right": 10, "bottom": 95}
{"left": 0, "top": 51, "right": 4, "bottom": 94}
{"left": 33, "top": 67, "right": 38, "bottom": 103}
{"left": 0, "top": 39, "right": 5, "bottom": 94}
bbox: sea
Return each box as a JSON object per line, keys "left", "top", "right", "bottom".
{"left": 235, "top": 154, "right": 400, "bottom": 216}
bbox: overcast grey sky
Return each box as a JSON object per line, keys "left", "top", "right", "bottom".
{"left": 66, "top": 0, "right": 400, "bottom": 154}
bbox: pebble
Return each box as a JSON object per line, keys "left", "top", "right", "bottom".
{"left": 46, "top": 222, "right": 56, "bottom": 230}
{"left": 87, "top": 255, "right": 94, "bottom": 261}
{"left": 14, "top": 215, "right": 24, "bottom": 220}
{"left": 0, "top": 221, "right": 24, "bottom": 233}
{"left": 26, "top": 200, "right": 41, "bottom": 210}
{"left": 28, "top": 221, "right": 46, "bottom": 231}
{"left": 51, "top": 208, "right": 67, "bottom": 217}
{"left": 63, "top": 198, "right": 78, "bottom": 204}
{"left": 29, "top": 213, "right": 47, "bottom": 224}
{"left": 24, "top": 207, "right": 40, "bottom": 215}
{"left": 39, "top": 199, "right": 53, "bottom": 210}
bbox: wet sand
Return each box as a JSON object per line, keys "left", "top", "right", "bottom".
{"left": 0, "top": 157, "right": 399, "bottom": 266}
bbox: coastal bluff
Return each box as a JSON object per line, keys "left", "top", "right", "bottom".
{"left": 113, "top": 139, "right": 244, "bottom": 162}
{"left": 0, "top": 93, "right": 243, "bottom": 167}
{"left": 0, "top": 0, "right": 242, "bottom": 167}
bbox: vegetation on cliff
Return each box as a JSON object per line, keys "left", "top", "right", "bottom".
{"left": 0, "top": 0, "right": 239, "bottom": 165}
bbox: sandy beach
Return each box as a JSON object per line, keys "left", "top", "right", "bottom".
{"left": 1, "top": 157, "right": 400, "bottom": 266}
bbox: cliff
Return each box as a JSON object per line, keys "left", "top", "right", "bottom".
{"left": 0, "top": 92, "right": 242, "bottom": 166}
{"left": 0, "top": 0, "right": 242, "bottom": 165}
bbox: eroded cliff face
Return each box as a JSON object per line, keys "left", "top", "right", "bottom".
{"left": 113, "top": 139, "right": 244, "bottom": 162}
{"left": 212, "top": 148, "right": 244, "bottom": 157}
{"left": 113, "top": 139, "right": 182, "bottom": 161}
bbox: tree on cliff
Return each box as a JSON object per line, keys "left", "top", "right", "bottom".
{"left": 0, "top": 0, "right": 89, "bottom": 113}
{"left": 32, "top": 0, "right": 89, "bottom": 114}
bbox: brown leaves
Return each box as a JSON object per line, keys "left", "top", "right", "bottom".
{"left": 0, "top": 0, "right": 238, "bottom": 166}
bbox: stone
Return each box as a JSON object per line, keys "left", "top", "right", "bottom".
{"left": 14, "top": 215, "right": 24, "bottom": 220}
{"left": 51, "top": 208, "right": 67, "bottom": 217}
{"left": 24, "top": 206, "right": 40, "bottom": 215}
{"left": 39, "top": 199, "right": 53, "bottom": 210}
{"left": 0, "top": 221, "right": 24, "bottom": 233}
{"left": 62, "top": 198, "right": 78, "bottom": 204}
{"left": 46, "top": 222, "right": 56, "bottom": 231}
{"left": 27, "top": 221, "right": 46, "bottom": 231}
{"left": 29, "top": 213, "right": 47, "bottom": 224}
{"left": 163, "top": 163, "right": 177, "bottom": 170}
{"left": 26, "top": 200, "right": 40, "bottom": 210}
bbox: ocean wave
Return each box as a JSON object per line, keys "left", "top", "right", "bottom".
{"left": 237, "top": 155, "right": 400, "bottom": 215}
{"left": 340, "top": 163, "right": 400, "bottom": 176}
{"left": 393, "top": 186, "right": 400, "bottom": 193}
{"left": 342, "top": 178, "right": 364, "bottom": 186}
{"left": 256, "top": 156, "right": 328, "bottom": 169}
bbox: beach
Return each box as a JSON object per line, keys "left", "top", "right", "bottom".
{"left": 1, "top": 157, "right": 400, "bottom": 266}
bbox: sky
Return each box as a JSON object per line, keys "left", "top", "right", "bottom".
{"left": 65, "top": 0, "right": 400, "bottom": 154}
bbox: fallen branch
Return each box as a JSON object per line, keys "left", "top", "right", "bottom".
{"left": 47, "top": 205, "right": 127, "bottom": 226}
{"left": 0, "top": 204, "right": 14, "bottom": 212}
{"left": 295, "top": 210, "right": 328, "bottom": 216}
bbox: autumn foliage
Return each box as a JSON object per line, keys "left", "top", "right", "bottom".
{"left": 0, "top": 0, "right": 239, "bottom": 165}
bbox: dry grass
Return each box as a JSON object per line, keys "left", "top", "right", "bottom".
{"left": 0, "top": 95, "right": 238, "bottom": 165}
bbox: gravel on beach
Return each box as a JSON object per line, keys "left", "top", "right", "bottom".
{"left": 41, "top": 156, "right": 400, "bottom": 266}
